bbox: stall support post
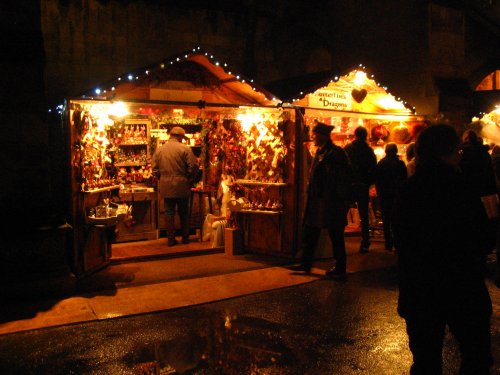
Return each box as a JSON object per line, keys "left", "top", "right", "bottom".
{"left": 224, "top": 227, "right": 244, "bottom": 256}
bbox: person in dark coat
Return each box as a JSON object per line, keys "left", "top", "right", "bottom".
{"left": 374, "top": 142, "right": 407, "bottom": 251}
{"left": 490, "top": 145, "right": 500, "bottom": 287}
{"left": 459, "top": 129, "right": 496, "bottom": 200}
{"left": 295, "top": 121, "right": 352, "bottom": 278}
{"left": 153, "top": 127, "right": 199, "bottom": 246}
{"left": 405, "top": 142, "right": 416, "bottom": 177}
{"left": 392, "top": 124, "right": 493, "bottom": 375}
{"left": 344, "top": 126, "right": 377, "bottom": 253}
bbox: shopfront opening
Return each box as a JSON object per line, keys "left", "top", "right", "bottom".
{"left": 65, "top": 49, "right": 300, "bottom": 277}
{"left": 276, "top": 66, "right": 425, "bottom": 256}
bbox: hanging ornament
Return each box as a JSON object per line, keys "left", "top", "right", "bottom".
{"left": 393, "top": 123, "right": 411, "bottom": 144}
{"left": 351, "top": 88, "right": 368, "bottom": 103}
{"left": 371, "top": 124, "right": 390, "bottom": 142}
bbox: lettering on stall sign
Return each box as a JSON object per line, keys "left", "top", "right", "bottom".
{"left": 309, "top": 89, "right": 352, "bottom": 111}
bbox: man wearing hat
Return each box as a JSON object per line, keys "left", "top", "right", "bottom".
{"left": 153, "top": 126, "right": 199, "bottom": 246}
{"left": 295, "top": 121, "right": 353, "bottom": 278}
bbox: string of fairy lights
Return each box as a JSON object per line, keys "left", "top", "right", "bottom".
{"left": 288, "top": 64, "right": 418, "bottom": 115}
{"left": 47, "top": 46, "right": 279, "bottom": 115}
{"left": 47, "top": 48, "right": 421, "bottom": 116}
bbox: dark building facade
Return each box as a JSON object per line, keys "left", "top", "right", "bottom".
{"left": 40, "top": 1, "right": 500, "bottom": 116}
{"left": 1, "top": 0, "right": 499, "bottom": 295}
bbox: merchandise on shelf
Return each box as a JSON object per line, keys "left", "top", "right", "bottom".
{"left": 72, "top": 111, "right": 117, "bottom": 191}
{"left": 205, "top": 108, "right": 289, "bottom": 190}
{"left": 87, "top": 202, "right": 130, "bottom": 226}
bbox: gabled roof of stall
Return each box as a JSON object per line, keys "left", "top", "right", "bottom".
{"left": 76, "top": 47, "right": 280, "bottom": 107}
{"left": 264, "top": 70, "right": 338, "bottom": 103}
{"left": 269, "top": 65, "right": 417, "bottom": 115}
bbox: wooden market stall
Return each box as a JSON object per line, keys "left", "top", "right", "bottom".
{"left": 65, "top": 48, "right": 300, "bottom": 276}
{"left": 286, "top": 66, "right": 425, "bottom": 156}
{"left": 273, "top": 66, "right": 425, "bottom": 254}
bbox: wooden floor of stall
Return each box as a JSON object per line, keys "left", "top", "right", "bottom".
{"left": 111, "top": 237, "right": 222, "bottom": 263}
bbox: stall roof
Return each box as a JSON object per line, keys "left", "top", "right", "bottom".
{"left": 268, "top": 65, "right": 417, "bottom": 115}
{"left": 264, "top": 70, "right": 337, "bottom": 103}
{"left": 75, "top": 47, "right": 280, "bottom": 107}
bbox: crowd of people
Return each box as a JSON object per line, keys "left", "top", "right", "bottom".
{"left": 293, "top": 121, "right": 498, "bottom": 375}
{"left": 158, "top": 122, "right": 497, "bottom": 374}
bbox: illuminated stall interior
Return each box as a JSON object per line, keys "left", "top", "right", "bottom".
{"left": 473, "top": 70, "right": 500, "bottom": 145}
{"left": 273, "top": 66, "right": 425, "bottom": 246}
{"left": 288, "top": 66, "right": 425, "bottom": 161}
{"left": 66, "top": 48, "right": 298, "bottom": 276}
{"left": 474, "top": 106, "right": 500, "bottom": 145}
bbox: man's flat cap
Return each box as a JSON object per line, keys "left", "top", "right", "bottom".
{"left": 170, "top": 126, "right": 186, "bottom": 136}
{"left": 312, "top": 121, "right": 334, "bottom": 135}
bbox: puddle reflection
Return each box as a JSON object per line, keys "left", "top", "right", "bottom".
{"left": 126, "top": 313, "right": 293, "bottom": 374}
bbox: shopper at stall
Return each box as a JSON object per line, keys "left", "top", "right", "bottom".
{"left": 405, "top": 142, "right": 416, "bottom": 177}
{"left": 374, "top": 143, "right": 407, "bottom": 251}
{"left": 293, "top": 121, "right": 352, "bottom": 278}
{"left": 490, "top": 145, "right": 500, "bottom": 287}
{"left": 392, "top": 124, "right": 493, "bottom": 375}
{"left": 344, "top": 126, "right": 377, "bottom": 253}
{"left": 459, "top": 129, "right": 497, "bottom": 200}
{"left": 153, "top": 126, "right": 199, "bottom": 246}
{"left": 460, "top": 130, "right": 498, "bottom": 259}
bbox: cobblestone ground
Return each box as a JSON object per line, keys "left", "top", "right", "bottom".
{"left": 0, "top": 267, "right": 498, "bottom": 374}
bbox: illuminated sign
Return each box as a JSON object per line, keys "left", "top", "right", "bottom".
{"left": 309, "top": 89, "right": 352, "bottom": 111}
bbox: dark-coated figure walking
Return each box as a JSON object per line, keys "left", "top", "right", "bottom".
{"left": 392, "top": 124, "right": 493, "bottom": 375}
{"left": 344, "top": 126, "right": 377, "bottom": 253}
{"left": 374, "top": 142, "right": 407, "bottom": 251}
{"left": 295, "top": 121, "right": 352, "bottom": 279}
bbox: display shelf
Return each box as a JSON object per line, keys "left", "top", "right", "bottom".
{"left": 235, "top": 179, "right": 287, "bottom": 187}
{"left": 87, "top": 216, "right": 121, "bottom": 226}
{"left": 120, "top": 187, "right": 155, "bottom": 193}
{"left": 237, "top": 209, "right": 283, "bottom": 215}
{"left": 158, "top": 123, "right": 203, "bottom": 132}
{"left": 115, "top": 162, "right": 148, "bottom": 167}
{"left": 84, "top": 185, "right": 121, "bottom": 193}
{"left": 116, "top": 143, "right": 148, "bottom": 146}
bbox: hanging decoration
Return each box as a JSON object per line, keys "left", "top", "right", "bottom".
{"left": 237, "top": 108, "right": 288, "bottom": 183}
{"left": 392, "top": 123, "right": 411, "bottom": 144}
{"left": 290, "top": 65, "right": 417, "bottom": 115}
{"left": 204, "top": 108, "right": 289, "bottom": 188}
{"left": 205, "top": 117, "right": 247, "bottom": 189}
{"left": 371, "top": 123, "right": 390, "bottom": 142}
{"left": 72, "top": 110, "right": 117, "bottom": 191}
{"left": 351, "top": 88, "right": 368, "bottom": 103}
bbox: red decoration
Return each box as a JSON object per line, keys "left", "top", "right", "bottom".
{"left": 371, "top": 124, "right": 390, "bottom": 141}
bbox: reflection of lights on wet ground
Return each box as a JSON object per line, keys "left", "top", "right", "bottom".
{"left": 160, "top": 364, "right": 176, "bottom": 374}
{"left": 369, "top": 330, "right": 408, "bottom": 354}
{"left": 103, "top": 312, "right": 123, "bottom": 318}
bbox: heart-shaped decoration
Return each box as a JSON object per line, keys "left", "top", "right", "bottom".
{"left": 393, "top": 125, "right": 410, "bottom": 144}
{"left": 351, "top": 88, "right": 367, "bottom": 103}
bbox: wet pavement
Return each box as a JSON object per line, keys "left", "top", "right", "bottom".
{"left": 0, "top": 268, "right": 499, "bottom": 374}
